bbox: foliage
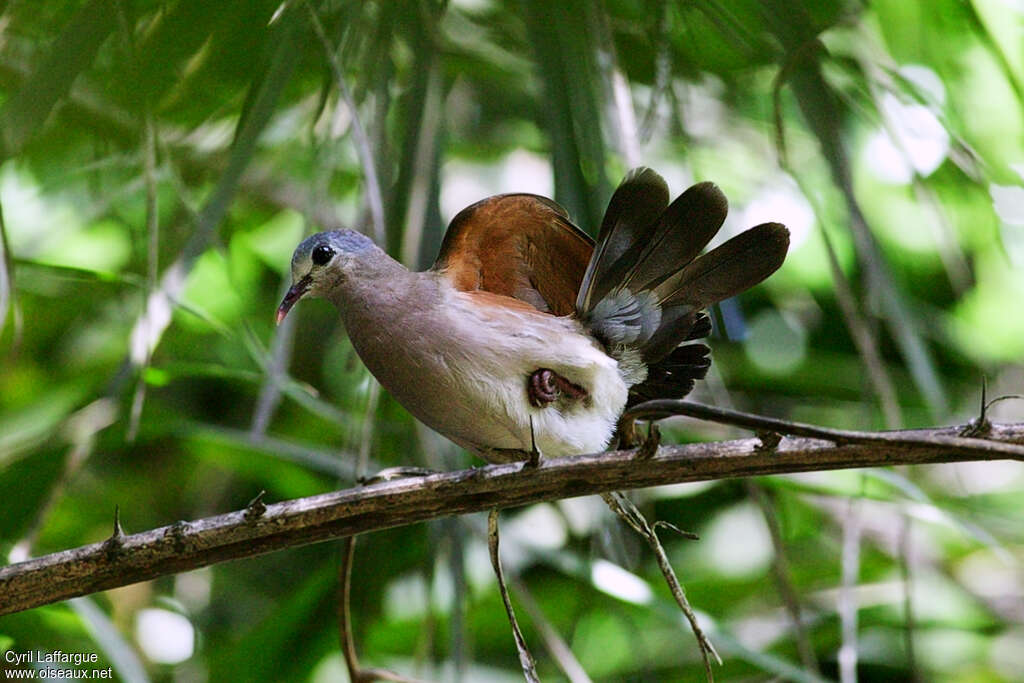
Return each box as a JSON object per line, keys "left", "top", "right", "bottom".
{"left": 1, "top": 0, "right": 1023, "bottom": 681}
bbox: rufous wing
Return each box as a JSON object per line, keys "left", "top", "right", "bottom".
{"left": 432, "top": 194, "right": 594, "bottom": 316}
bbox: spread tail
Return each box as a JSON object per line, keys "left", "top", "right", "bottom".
{"left": 576, "top": 167, "right": 789, "bottom": 402}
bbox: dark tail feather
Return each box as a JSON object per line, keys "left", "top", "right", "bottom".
{"left": 577, "top": 168, "right": 789, "bottom": 402}
{"left": 617, "top": 181, "right": 727, "bottom": 293}
{"left": 637, "top": 222, "right": 789, "bottom": 366}
{"left": 655, "top": 222, "right": 790, "bottom": 309}
{"left": 577, "top": 170, "right": 733, "bottom": 351}
{"left": 577, "top": 167, "right": 668, "bottom": 313}
{"left": 627, "top": 342, "right": 712, "bottom": 406}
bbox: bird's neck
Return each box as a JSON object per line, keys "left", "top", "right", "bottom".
{"left": 325, "top": 249, "right": 439, "bottom": 335}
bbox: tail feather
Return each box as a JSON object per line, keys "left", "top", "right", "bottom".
{"left": 577, "top": 167, "right": 668, "bottom": 313}
{"left": 577, "top": 168, "right": 789, "bottom": 403}
{"left": 655, "top": 222, "right": 790, "bottom": 309}
{"left": 627, "top": 342, "right": 712, "bottom": 406}
{"left": 618, "top": 181, "right": 727, "bottom": 294}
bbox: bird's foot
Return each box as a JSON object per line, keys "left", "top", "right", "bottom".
{"left": 527, "top": 368, "right": 587, "bottom": 407}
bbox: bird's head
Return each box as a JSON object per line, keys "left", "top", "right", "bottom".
{"left": 275, "top": 229, "right": 376, "bottom": 325}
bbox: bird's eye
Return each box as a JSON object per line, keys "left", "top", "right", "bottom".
{"left": 311, "top": 244, "right": 335, "bottom": 266}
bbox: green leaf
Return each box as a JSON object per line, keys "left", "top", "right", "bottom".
{"left": 0, "top": 0, "right": 116, "bottom": 159}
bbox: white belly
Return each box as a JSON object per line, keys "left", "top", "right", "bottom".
{"left": 431, "top": 292, "right": 629, "bottom": 460}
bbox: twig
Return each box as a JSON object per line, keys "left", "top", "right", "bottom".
{"left": 601, "top": 492, "right": 719, "bottom": 681}
{"left": 304, "top": 2, "right": 386, "bottom": 247}
{"left": 337, "top": 535, "right": 360, "bottom": 678}
{"left": 838, "top": 497, "right": 862, "bottom": 683}
{"left": 819, "top": 217, "right": 902, "bottom": 429}
{"left": 508, "top": 574, "right": 593, "bottom": 683}
{"left": 618, "top": 399, "right": 1024, "bottom": 459}
{"left": 2, "top": 420, "right": 1023, "bottom": 615}
{"left": 747, "top": 482, "right": 819, "bottom": 674}
{"left": 898, "top": 514, "right": 921, "bottom": 683}
{"left": 336, "top": 536, "right": 424, "bottom": 683}
{"left": 488, "top": 509, "right": 540, "bottom": 683}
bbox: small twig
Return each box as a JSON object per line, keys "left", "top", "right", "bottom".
{"left": 304, "top": 2, "right": 386, "bottom": 247}
{"left": 509, "top": 575, "right": 594, "bottom": 683}
{"left": 838, "top": 497, "right": 862, "bottom": 683}
{"left": 747, "top": 482, "right": 819, "bottom": 674}
{"left": 336, "top": 535, "right": 424, "bottom": 683}
{"left": 898, "top": 514, "right": 921, "bottom": 682}
{"left": 652, "top": 520, "right": 700, "bottom": 541}
{"left": 488, "top": 509, "right": 540, "bottom": 683}
{"left": 619, "top": 399, "right": 1024, "bottom": 460}
{"left": 601, "top": 492, "right": 720, "bottom": 681}
{"left": 819, "top": 220, "right": 902, "bottom": 429}
{"left": 338, "top": 535, "right": 361, "bottom": 680}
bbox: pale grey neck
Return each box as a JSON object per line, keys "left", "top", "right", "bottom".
{"left": 323, "top": 247, "right": 441, "bottom": 331}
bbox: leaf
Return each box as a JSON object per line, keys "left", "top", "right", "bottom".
{"left": 0, "top": 0, "right": 116, "bottom": 160}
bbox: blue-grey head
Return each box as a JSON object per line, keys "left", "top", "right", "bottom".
{"left": 275, "top": 229, "right": 376, "bottom": 325}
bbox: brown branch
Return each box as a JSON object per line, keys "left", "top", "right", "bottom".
{"left": 2, "top": 421, "right": 1023, "bottom": 616}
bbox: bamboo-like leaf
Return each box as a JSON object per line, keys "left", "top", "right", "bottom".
{"left": 70, "top": 598, "right": 150, "bottom": 683}
{"left": 127, "top": 5, "right": 302, "bottom": 371}
{"left": 0, "top": 0, "right": 115, "bottom": 159}
{"left": 521, "top": 0, "right": 609, "bottom": 233}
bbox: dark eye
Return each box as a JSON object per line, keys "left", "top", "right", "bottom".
{"left": 311, "top": 244, "right": 335, "bottom": 266}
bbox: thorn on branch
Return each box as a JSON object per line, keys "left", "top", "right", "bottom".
{"left": 756, "top": 430, "right": 782, "bottom": 452}
{"left": 245, "top": 490, "right": 267, "bottom": 521}
{"left": 102, "top": 506, "right": 126, "bottom": 559}
{"left": 960, "top": 376, "right": 992, "bottom": 438}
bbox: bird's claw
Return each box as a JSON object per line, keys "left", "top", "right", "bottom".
{"left": 527, "top": 368, "right": 587, "bottom": 407}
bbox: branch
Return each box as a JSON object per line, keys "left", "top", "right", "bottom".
{"left": 2, "top": 421, "right": 1023, "bottom": 616}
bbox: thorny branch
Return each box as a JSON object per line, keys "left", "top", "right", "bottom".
{"left": 2, "top": 407, "right": 1023, "bottom": 617}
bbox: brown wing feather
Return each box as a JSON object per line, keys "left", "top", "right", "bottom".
{"left": 432, "top": 194, "right": 594, "bottom": 316}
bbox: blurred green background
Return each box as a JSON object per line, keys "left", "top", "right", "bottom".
{"left": 1, "top": 0, "right": 1023, "bottom": 681}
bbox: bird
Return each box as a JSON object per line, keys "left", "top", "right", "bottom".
{"left": 276, "top": 168, "right": 789, "bottom": 463}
